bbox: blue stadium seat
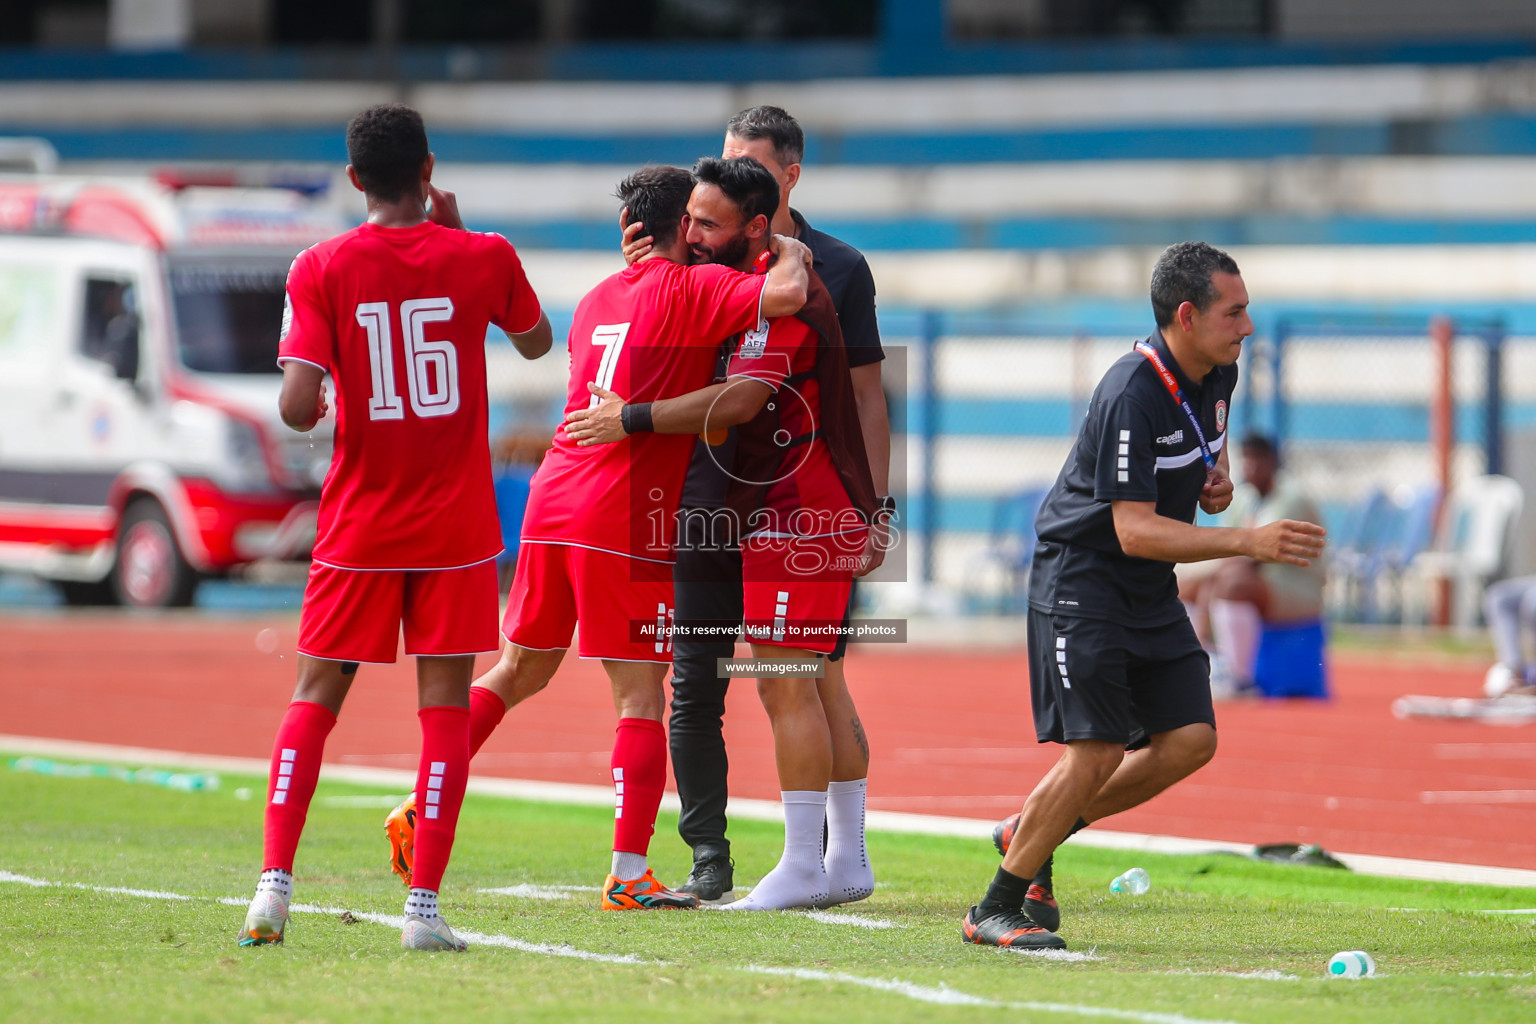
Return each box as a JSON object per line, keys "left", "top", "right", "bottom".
{"left": 494, "top": 464, "right": 536, "bottom": 569}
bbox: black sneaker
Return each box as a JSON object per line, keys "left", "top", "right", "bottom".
{"left": 990, "top": 814, "right": 1060, "bottom": 932}
{"left": 991, "top": 812, "right": 1019, "bottom": 856}
{"left": 676, "top": 851, "right": 735, "bottom": 904}
{"left": 1026, "top": 860, "right": 1060, "bottom": 933}
{"left": 961, "top": 905, "right": 1066, "bottom": 950}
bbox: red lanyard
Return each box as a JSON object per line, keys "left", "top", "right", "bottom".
{"left": 1134, "top": 341, "right": 1216, "bottom": 475}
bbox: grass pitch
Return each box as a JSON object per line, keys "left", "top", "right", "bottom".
{"left": 4, "top": 758, "right": 1535, "bottom": 1024}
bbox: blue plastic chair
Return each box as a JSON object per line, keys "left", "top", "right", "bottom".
{"left": 984, "top": 486, "right": 1049, "bottom": 614}
{"left": 494, "top": 464, "right": 536, "bottom": 569}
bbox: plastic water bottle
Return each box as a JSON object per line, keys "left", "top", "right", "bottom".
{"left": 1109, "top": 867, "right": 1151, "bottom": 895}
{"left": 1327, "top": 951, "right": 1376, "bottom": 978}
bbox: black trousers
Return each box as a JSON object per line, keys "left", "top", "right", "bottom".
{"left": 669, "top": 508, "right": 743, "bottom": 855}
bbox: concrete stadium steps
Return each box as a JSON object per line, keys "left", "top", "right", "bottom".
{"left": 4, "top": 63, "right": 1534, "bottom": 132}
{"left": 55, "top": 157, "right": 1536, "bottom": 251}
{"left": 493, "top": 246, "right": 1536, "bottom": 307}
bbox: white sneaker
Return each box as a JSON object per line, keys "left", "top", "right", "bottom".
{"left": 401, "top": 914, "right": 468, "bottom": 951}
{"left": 237, "top": 889, "right": 289, "bottom": 946}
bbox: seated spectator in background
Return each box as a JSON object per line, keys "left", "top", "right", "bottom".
{"left": 1483, "top": 576, "right": 1536, "bottom": 697}
{"left": 1181, "top": 434, "right": 1327, "bottom": 693}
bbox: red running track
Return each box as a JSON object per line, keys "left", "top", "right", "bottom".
{"left": 3, "top": 614, "right": 1534, "bottom": 869}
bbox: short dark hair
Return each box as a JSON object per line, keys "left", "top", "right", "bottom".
{"left": 1150, "top": 241, "right": 1241, "bottom": 328}
{"left": 346, "top": 103, "right": 429, "bottom": 203}
{"left": 725, "top": 105, "right": 805, "bottom": 166}
{"left": 1241, "top": 432, "right": 1279, "bottom": 463}
{"left": 691, "top": 156, "right": 779, "bottom": 226}
{"left": 614, "top": 165, "right": 693, "bottom": 251}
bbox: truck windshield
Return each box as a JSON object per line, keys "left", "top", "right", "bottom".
{"left": 169, "top": 258, "right": 289, "bottom": 375}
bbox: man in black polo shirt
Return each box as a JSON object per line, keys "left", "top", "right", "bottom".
{"left": 962, "top": 242, "right": 1326, "bottom": 950}
{"left": 623, "top": 105, "right": 891, "bottom": 903}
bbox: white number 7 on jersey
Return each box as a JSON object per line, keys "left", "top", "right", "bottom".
{"left": 589, "top": 323, "right": 630, "bottom": 407}
{"left": 356, "top": 298, "right": 459, "bottom": 421}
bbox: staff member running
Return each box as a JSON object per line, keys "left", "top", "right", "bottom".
{"left": 962, "top": 242, "right": 1326, "bottom": 950}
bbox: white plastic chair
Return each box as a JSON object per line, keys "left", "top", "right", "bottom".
{"left": 1408, "top": 475, "right": 1525, "bottom": 627}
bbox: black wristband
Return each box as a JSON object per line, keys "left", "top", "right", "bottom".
{"left": 620, "top": 402, "right": 654, "bottom": 434}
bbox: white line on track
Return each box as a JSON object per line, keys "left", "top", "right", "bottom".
{"left": 4, "top": 869, "right": 1250, "bottom": 1024}
{"left": 1419, "top": 790, "right": 1536, "bottom": 805}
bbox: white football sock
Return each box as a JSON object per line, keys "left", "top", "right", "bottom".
{"left": 823, "top": 778, "right": 874, "bottom": 905}
{"left": 255, "top": 868, "right": 292, "bottom": 901}
{"left": 611, "top": 851, "right": 648, "bottom": 880}
{"left": 722, "top": 790, "right": 829, "bottom": 911}
{"left": 404, "top": 887, "right": 440, "bottom": 920}
{"left": 1210, "top": 599, "right": 1262, "bottom": 682}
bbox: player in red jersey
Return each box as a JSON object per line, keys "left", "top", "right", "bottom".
{"left": 383, "top": 163, "right": 813, "bottom": 909}
{"left": 237, "top": 104, "right": 552, "bottom": 953}
{"left": 567, "top": 157, "right": 879, "bottom": 910}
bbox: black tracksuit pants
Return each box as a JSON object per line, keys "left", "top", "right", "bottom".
{"left": 669, "top": 508, "right": 742, "bottom": 855}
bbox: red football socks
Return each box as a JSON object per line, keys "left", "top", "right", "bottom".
{"left": 410, "top": 705, "right": 470, "bottom": 893}
{"left": 611, "top": 717, "right": 667, "bottom": 856}
{"left": 261, "top": 700, "right": 337, "bottom": 873}
{"left": 467, "top": 685, "right": 507, "bottom": 758}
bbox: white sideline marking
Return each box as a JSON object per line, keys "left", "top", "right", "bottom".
{"left": 0, "top": 870, "right": 191, "bottom": 901}
{"left": 1462, "top": 970, "right": 1536, "bottom": 977}
{"left": 321, "top": 795, "right": 409, "bottom": 808}
{"left": 1005, "top": 947, "right": 1100, "bottom": 962}
{"left": 1161, "top": 969, "right": 1299, "bottom": 982}
{"left": 479, "top": 884, "right": 601, "bottom": 900}
{"left": 803, "top": 910, "right": 898, "bottom": 929}
{"left": 8, "top": 733, "right": 1536, "bottom": 888}
{"left": 4, "top": 871, "right": 1244, "bottom": 1024}
{"left": 1479, "top": 908, "right": 1536, "bottom": 915}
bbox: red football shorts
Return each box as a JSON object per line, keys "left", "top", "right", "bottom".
{"left": 297, "top": 559, "right": 500, "bottom": 664}
{"left": 741, "top": 530, "right": 865, "bottom": 655}
{"left": 502, "top": 541, "right": 674, "bottom": 663}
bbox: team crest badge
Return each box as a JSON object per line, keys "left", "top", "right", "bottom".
{"left": 739, "top": 318, "right": 769, "bottom": 359}
{"left": 1215, "top": 400, "right": 1228, "bottom": 433}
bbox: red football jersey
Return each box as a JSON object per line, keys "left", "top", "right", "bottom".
{"left": 726, "top": 313, "right": 858, "bottom": 538}
{"left": 519, "top": 258, "right": 765, "bottom": 561}
{"left": 279, "top": 221, "right": 542, "bottom": 570}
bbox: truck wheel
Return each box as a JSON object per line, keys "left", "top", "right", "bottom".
{"left": 112, "top": 497, "right": 199, "bottom": 608}
{"left": 56, "top": 578, "right": 119, "bottom": 606}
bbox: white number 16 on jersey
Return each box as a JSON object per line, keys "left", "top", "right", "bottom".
{"left": 356, "top": 297, "right": 460, "bottom": 421}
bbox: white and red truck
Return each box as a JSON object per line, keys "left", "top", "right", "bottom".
{"left": 0, "top": 174, "right": 343, "bottom": 606}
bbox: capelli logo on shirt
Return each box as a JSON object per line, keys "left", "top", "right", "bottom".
{"left": 739, "top": 318, "right": 769, "bottom": 359}
{"left": 1156, "top": 429, "right": 1185, "bottom": 446}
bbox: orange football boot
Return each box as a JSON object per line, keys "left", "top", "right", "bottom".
{"left": 600, "top": 869, "right": 700, "bottom": 910}
{"left": 386, "top": 796, "right": 416, "bottom": 886}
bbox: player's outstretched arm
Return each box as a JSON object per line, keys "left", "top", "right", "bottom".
{"left": 564, "top": 378, "right": 773, "bottom": 446}
{"left": 506, "top": 311, "right": 553, "bottom": 360}
{"left": 278, "top": 360, "right": 328, "bottom": 431}
{"left": 761, "top": 234, "right": 812, "bottom": 318}
{"left": 1111, "top": 500, "right": 1325, "bottom": 566}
